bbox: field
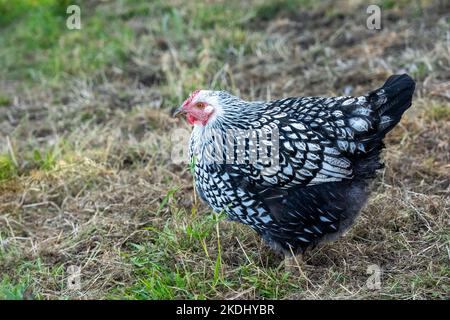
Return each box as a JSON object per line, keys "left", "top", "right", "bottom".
{"left": 0, "top": 0, "right": 449, "bottom": 299}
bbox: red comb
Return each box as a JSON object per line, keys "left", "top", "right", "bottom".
{"left": 182, "top": 89, "right": 201, "bottom": 107}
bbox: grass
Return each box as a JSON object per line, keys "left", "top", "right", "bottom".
{"left": 425, "top": 103, "right": 450, "bottom": 122}
{"left": 0, "top": 93, "right": 11, "bottom": 107}
{"left": 0, "top": 154, "right": 17, "bottom": 181}
{"left": 0, "top": 276, "right": 29, "bottom": 300}
{"left": 116, "top": 210, "right": 297, "bottom": 300}
{"left": 254, "top": 0, "right": 314, "bottom": 20}
{"left": 0, "top": 0, "right": 449, "bottom": 300}
{"left": 0, "top": 0, "right": 132, "bottom": 82}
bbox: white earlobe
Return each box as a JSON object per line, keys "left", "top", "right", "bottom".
{"left": 205, "top": 105, "right": 214, "bottom": 114}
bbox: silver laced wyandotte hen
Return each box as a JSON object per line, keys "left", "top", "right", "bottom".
{"left": 174, "top": 74, "right": 415, "bottom": 255}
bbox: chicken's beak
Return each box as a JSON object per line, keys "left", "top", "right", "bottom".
{"left": 173, "top": 106, "right": 185, "bottom": 117}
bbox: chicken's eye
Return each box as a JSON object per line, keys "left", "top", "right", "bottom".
{"left": 196, "top": 102, "right": 206, "bottom": 109}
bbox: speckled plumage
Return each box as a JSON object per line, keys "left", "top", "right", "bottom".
{"left": 188, "top": 74, "right": 415, "bottom": 253}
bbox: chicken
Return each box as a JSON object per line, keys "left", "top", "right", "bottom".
{"left": 174, "top": 74, "right": 415, "bottom": 254}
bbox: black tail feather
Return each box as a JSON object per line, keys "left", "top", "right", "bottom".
{"left": 368, "top": 74, "right": 416, "bottom": 136}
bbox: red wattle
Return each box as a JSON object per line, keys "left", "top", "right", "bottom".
{"left": 187, "top": 114, "right": 196, "bottom": 125}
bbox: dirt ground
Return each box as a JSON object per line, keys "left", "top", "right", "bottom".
{"left": 0, "top": 0, "right": 448, "bottom": 299}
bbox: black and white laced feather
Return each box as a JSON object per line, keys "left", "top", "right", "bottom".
{"left": 188, "top": 74, "right": 415, "bottom": 253}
